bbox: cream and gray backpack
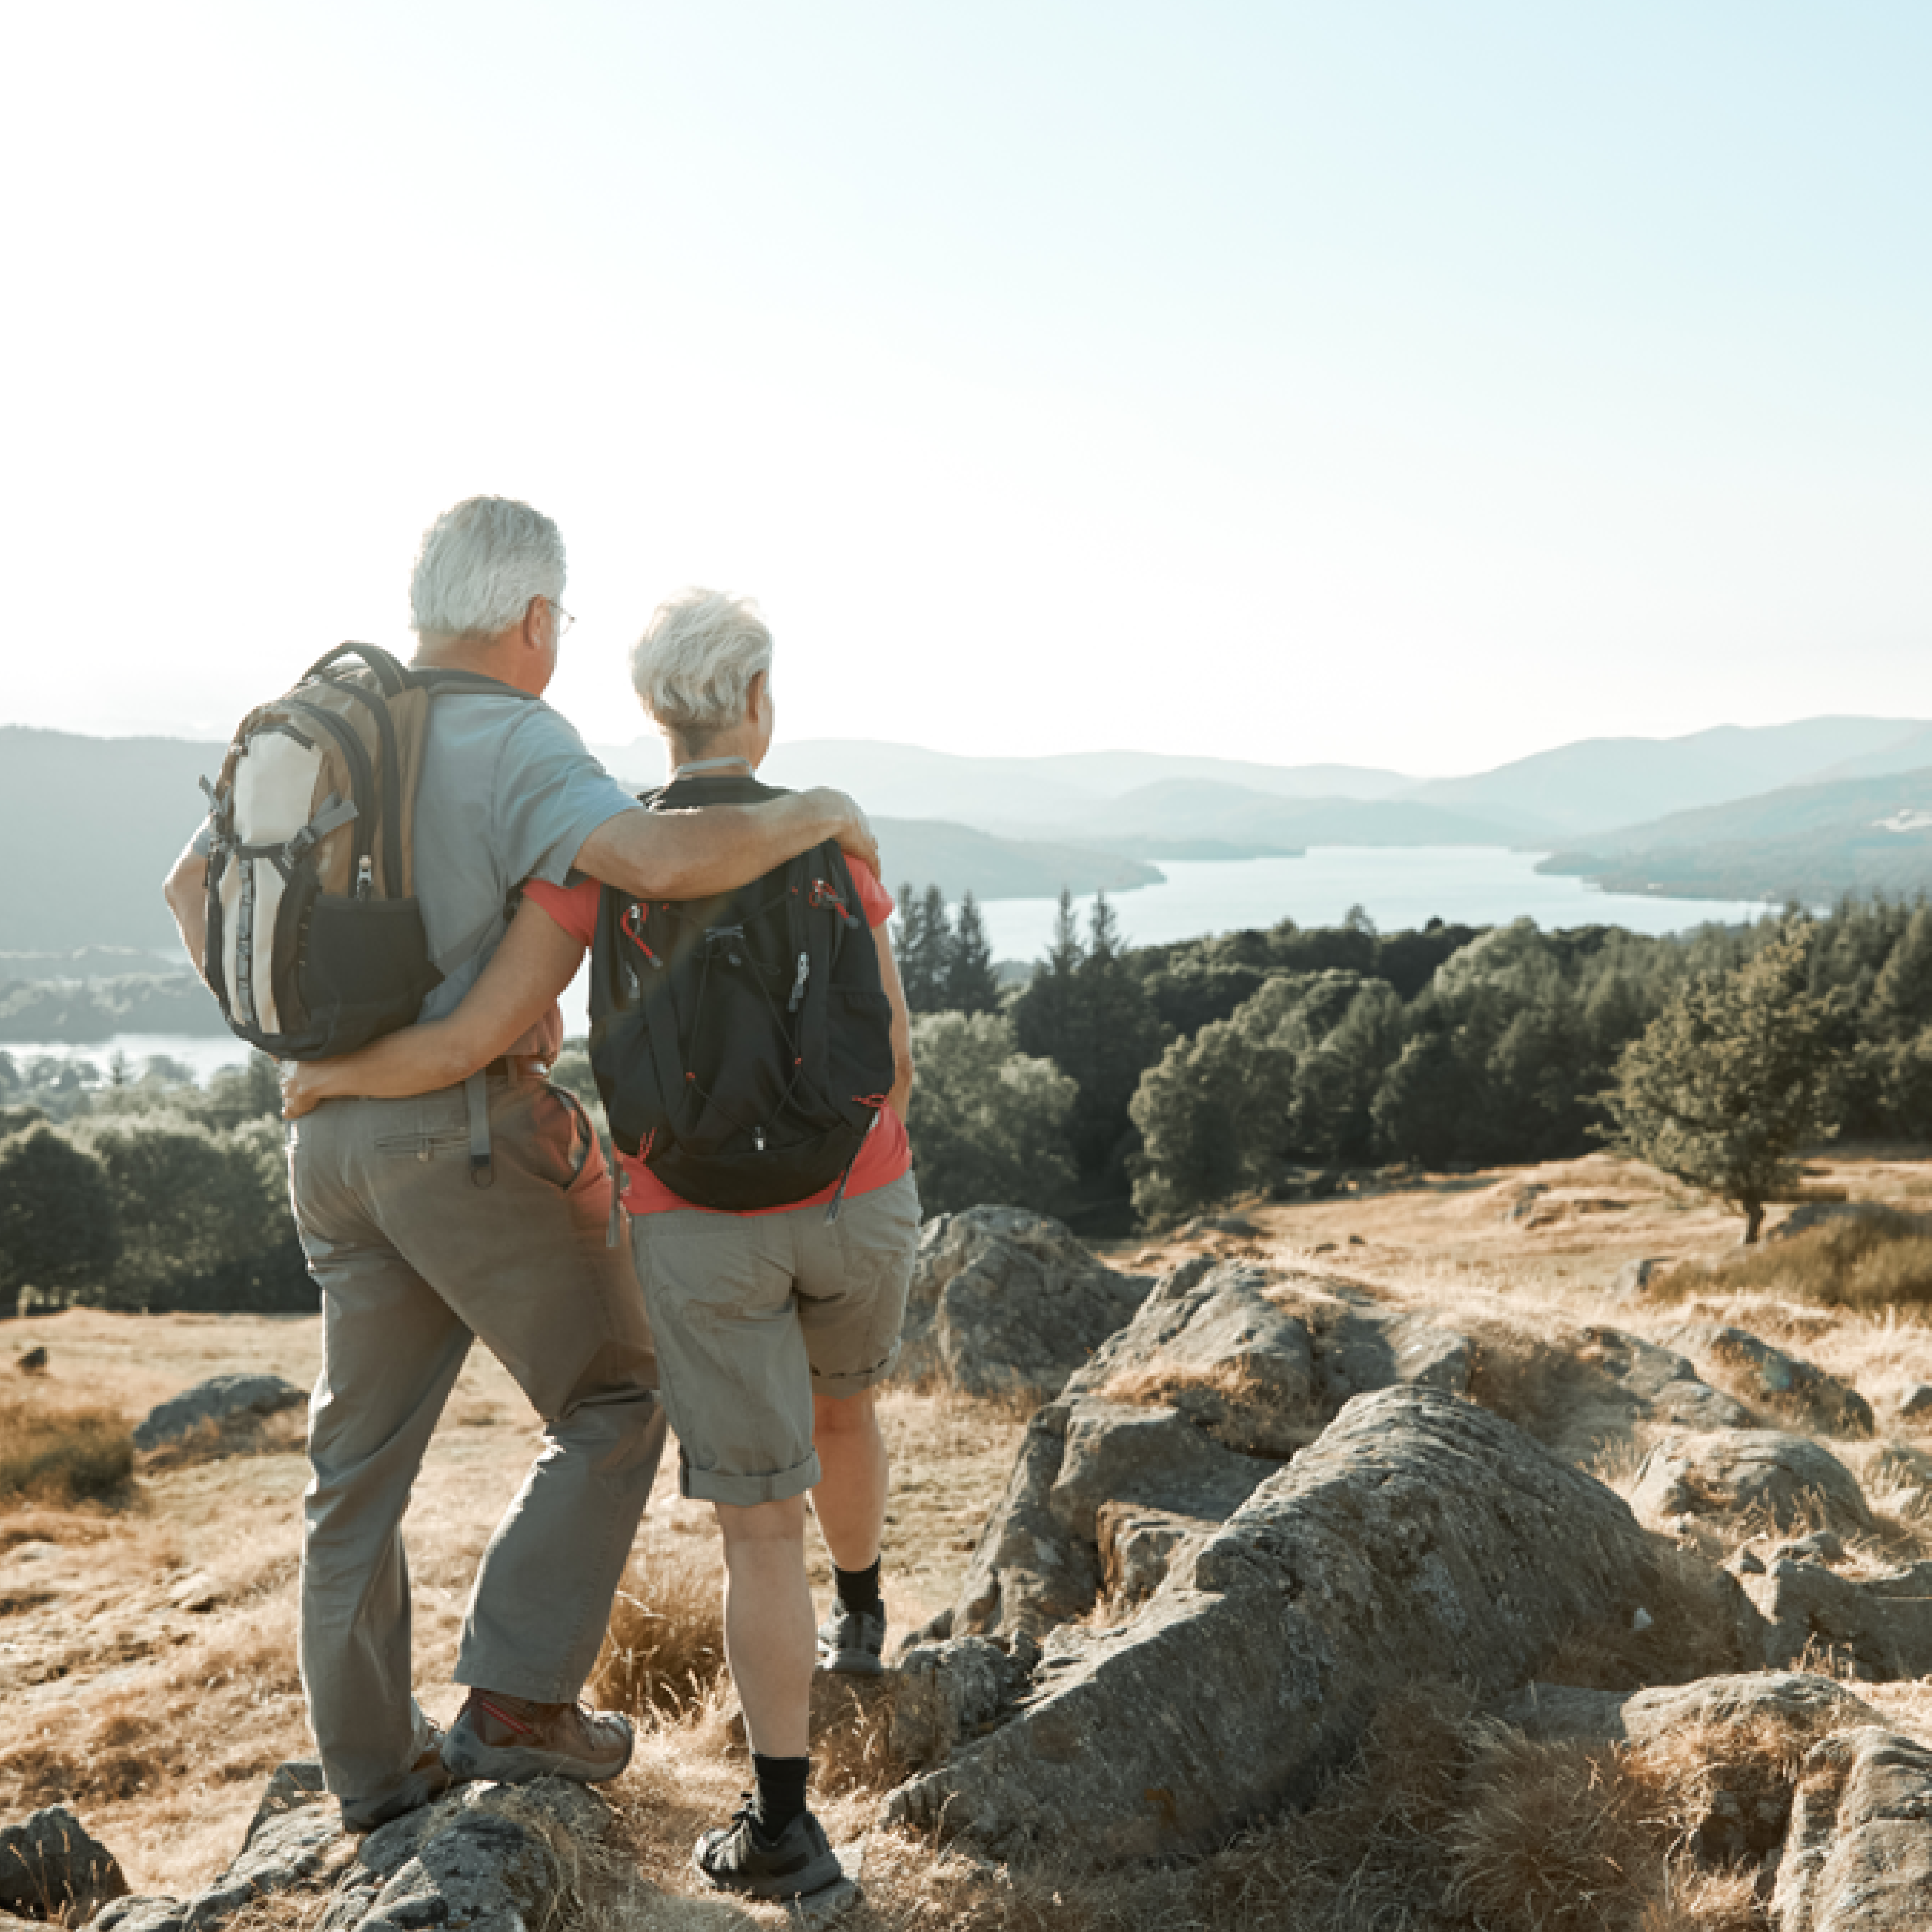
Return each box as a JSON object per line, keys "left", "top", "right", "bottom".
{"left": 201, "top": 643, "right": 528, "bottom": 1060}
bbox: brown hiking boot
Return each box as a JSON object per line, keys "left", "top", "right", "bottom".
{"left": 441, "top": 1690, "right": 634, "bottom": 1785}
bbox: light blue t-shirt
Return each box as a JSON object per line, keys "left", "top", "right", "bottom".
{"left": 410, "top": 688, "right": 639, "bottom": 1028}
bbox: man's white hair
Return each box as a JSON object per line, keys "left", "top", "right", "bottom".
{"left": 409, "top": 496, "right": 566, "bottom": 641}
{"left": 630, "top": 589, "right": 774, "bottom": 736}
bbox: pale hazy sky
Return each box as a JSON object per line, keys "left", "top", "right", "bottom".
{"left": 3, "top": 3, "right": 1927, "bottom": 775}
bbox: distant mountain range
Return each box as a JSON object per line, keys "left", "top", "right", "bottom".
{"left": 8, "top": 712, "right": 1932, "bottom": 965}
{"left": 1541, "top": 768, "right": 1932, "bottom": 903}
{"left": 594, "top": 716, "right": 1932, "bottom": 853}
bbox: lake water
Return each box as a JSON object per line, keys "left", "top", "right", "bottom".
{"left": 2, "top": 848, "right": 1776, "bottom": 1080}
{"left": 975, "top": 847, "right": 1776, "bottom": 960}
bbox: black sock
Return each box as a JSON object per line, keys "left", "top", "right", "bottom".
{"left": 751, "top": 1752, "right": 810, "bottom": 1837}
{"left": 834, "top": 1558, "right": 883, "bottom": 1617}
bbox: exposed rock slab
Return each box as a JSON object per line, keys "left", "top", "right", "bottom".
{"left": 1630, "top": 1430, "right": 1875, "bottom": 1537}
{"left": 892, "top": 1386, "right": 1659, "bottom": 1868}
{"left": 951, "top": 1262, "right": 1486, "bottom": 1639}
{"left": 1507, "top": 1670, "right": 1880, "bottom": 1747}
{"left": 892, "top": 1634, "right": 1041, "bottom": 1771}
{"left": 0, "top": 1808, "right": 127, "bottom": 1923}
{"left": 1661, "top": 1324, "right": 1874, "bottom": 1437}
{"left": 133, "top": 1375, "right": 305, "bottom": 1451}
{"left": 1578, "top": 1327, "right": 1753, "bottom": 1429}
{"left": 1744, "top": 1558, "right": 1932, "bottom": 1681}
{"left": 898, "top": 1207, "right": 1152, "bottom": 1397}
{"left": 1772, "top": 1726, "right": 1932, "bottom": 1932}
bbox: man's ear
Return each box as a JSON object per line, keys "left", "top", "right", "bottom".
{"left": 745, "top": 669, "right": 768, "bottom": 723}
{"left": 520, "top": 596, "right": 551, "bottom": 651}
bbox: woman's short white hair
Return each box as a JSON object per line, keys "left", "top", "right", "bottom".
{"left": 630, "top": 589, "right": 774, "bottom": 736}
{"left": 410, "top": 495, "right": 566, "bottom": 640}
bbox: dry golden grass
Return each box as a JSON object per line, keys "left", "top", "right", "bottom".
{"left": 1660, "top": 1210, "right": 1932, "bottom": 1313}
{"left": 591, "top": 1540, "right": 729, "bottom": 1724}
{"left": 10, "top": 1157, "right": 1932, "bottom": 1928}
{"left": 0, "top": 1388, "right": 135, "bottom": 1505}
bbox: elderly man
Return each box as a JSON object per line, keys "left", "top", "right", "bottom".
{"left": 162, "top": 497, "right": 878, "bottom": 1834}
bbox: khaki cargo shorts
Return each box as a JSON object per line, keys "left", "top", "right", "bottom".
{"left": 628, "top": 1170, "right": 921, "bottom": 1506}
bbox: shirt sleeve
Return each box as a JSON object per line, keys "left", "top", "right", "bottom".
{"left": 848, "top": 858, "right": 894, "bottom": 928}
{"left": 492, "top": 705, "right": 644, "bottom": 889}
{"left": 522, "top": 877, "right": 601, "bottom": 947}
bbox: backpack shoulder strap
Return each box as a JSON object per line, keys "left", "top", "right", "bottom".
{"left": 412, "top": 668, "right": 541, "bottom": 702}
{"left": 304, "top": 641, "right": 413, "bottom": 696}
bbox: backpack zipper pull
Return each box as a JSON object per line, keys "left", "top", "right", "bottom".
{"left": 754, "top": 1127, "right": 766, "bottom": 1152}
{"left": 355, "top": 855, "right": 374, "bottom": 899}
{"left": 789, "top": 951, "right": 810, "bottom": 1011}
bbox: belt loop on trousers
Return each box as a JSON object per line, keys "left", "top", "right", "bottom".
{"left": 465, "top": 1069, "right": 493, "bottom": 1188}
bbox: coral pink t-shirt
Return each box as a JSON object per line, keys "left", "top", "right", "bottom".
{"left": 524, "top": 860, "right": 911, "bottom": 1216}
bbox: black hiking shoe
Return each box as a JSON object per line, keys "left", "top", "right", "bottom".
{"left": 693, "top": 1800, "right": 844, "bottom": 1901}
{"left": 816, "top": 1602, "right": 887, "bottom": 1676}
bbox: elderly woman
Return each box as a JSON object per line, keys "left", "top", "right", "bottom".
{"left": 284, "top": 590, "right": 916, "bottom": 1905}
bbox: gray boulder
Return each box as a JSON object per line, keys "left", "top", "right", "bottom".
{"left": 889, "top": 1386, "right": 1661, "bottom": 1868}
{"left": 898, "top": 1207, "right": 1152, "bottom": 1398}
{"left": 1508, "top": 1669, "right": 1878, "bottom": 1747}
{"left": 1609, "top": 1258, "right": 1668, "bottom": 1298}
{"left": 1578, "top": 1327, "right": 1753, "bottom": 1428}
{"left": 1743, "top": 1558, "right": 1932, "bottom": 1680}
{"left": 1661, "top": 1323, "right": 1874, "bottom": 1437}
{"left": 133, "top": 1375, "right": 305, "bottom": 1452}
{"left": 0, "top": 1809, "right": 127, "bottom": 1923}
{"left": 1510, "top": 1672, "right": 1882, "bottom": 1869}
{"left": 326, "top": 1780, "right": 610, "bottom": 1932}
{"left": 182, "top": 1801, "right": 351, "bottom": 1932}
{"left": 88, "top": 1903, "right": 182, "bottom": 1932}
{"left": 891, "top": 1634, "right": 1041, "bottom": 1771}
{"left": 1629, "top": 1430, "right": 1875, "bottom": 1537}
{"left": 1772, "top": 1726, "right": 1932, "bottom": 1932}
{"left": 1899, "top": 1384, "right": 1932, "bottom": 1422}
{"left": 951, "top": 1262, "right": 1486, "bottom": 1639}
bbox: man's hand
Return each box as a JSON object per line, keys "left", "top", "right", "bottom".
{"left": 809, "top": 789, "right": 879, "bottom": 875}
{"left": 280, "top": 1060, "right": 337, "bottom": 1120}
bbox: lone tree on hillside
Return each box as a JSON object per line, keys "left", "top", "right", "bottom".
{"left": 1603, "top": 920, "right": 1844, "bottom": 1243}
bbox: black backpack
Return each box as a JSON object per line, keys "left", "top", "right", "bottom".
{"left": 201, "top": 643, "right": 531, "bottom": 1060}
{"left": 586, "top": 771, "right": 897, "bottom": 1214}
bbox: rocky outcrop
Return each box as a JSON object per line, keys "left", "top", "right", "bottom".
{"left": 889, "top": 1386, "right": 1660, "bottom": 1868}
{"left": 1578, "top": 1327, "right": 1753, "bottom": 1429}
{"left": 1508, "top": 1670, "right": 1879, "bottom": 1748}
{"left": 0, "top": 1808, "right": 127, "bottom": 1923}
{"left": 1772, "top": 1726, "right": 1932, "bottom": 1932}
{"left": 949, "top": 1261, "right": 1476, "bottom": 1638}
{"left": 891, "top": 1634, "right": 1042, "bottom": 1771}
{"left": 1660, "top": 1324, "right": 1874, "bottom": 1437}
{"left": 1743, "top": 1557, "right": 1932, "bottom": 1680}
{"left": 897, "top": 1207, "right": 1152, "bottom": 1397}
{"left": 133, "top": 1375, "right": 306, "bottom": 1452}
{"left": 1629, "top": 1430, "right": 1875, "bottom": 1538}
{"left": 81, "top": 1765, "right": 604, "bottom": 1932}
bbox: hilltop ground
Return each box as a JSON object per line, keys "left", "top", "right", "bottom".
{"left": 5, "top": 1151, "right": 1932, "bottom": 1928}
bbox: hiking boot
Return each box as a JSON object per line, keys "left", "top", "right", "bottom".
{"left": 340, "top": 1728, "right": 454, "bottom": 1832}
{"left": 816, "top": 1601, "right": 887, "bottom": 1676}
{"left": 693, "top": 1799, "right": 844, "bottom": 1902}
{"left": 441, "top": 1690, "right": 634, "bottom": 1785}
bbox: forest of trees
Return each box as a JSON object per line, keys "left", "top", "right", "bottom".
{"left": 9, "top": 888, "right": 1932, "bottom": 1311}
{"left": 893, "top": 888, "right": 1932, "bottom": 1231}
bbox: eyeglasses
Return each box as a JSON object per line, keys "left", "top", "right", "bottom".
{"left": 550, "top": 598, "right": 575, "bottom": 638}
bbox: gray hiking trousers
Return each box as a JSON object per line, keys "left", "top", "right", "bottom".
{"left": 288, "top": 1068, "right": 665, "bottom": 1811}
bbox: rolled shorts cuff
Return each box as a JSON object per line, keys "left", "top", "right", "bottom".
{"left": 678, "top": 1445, "right": 823, "bottom": 1507}
{"left": 808, "top": 1340, "right": 902, "bottom": 1401}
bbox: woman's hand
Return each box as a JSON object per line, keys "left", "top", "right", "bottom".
{"left": 279, "top": 1059, "right": 343, "bottom": 1120}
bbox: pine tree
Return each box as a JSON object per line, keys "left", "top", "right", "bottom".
{"left": 895, "top": 882, "right": 952, "bottom": 1013}
{"left": 1604, "top": 920, "right": 1845, "bottom": 1243}
{"left": 946, "top": 890, "right": 1002, "bottom": 1015}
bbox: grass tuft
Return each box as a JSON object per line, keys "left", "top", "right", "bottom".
{"left": 0, "top": 1391, "right": 134, "bottom": 1507}
{"left": 1665, "top": 1209, "right": 1932, "bottom": 1311}
{"left": 589, "top": 1540, "right": 729, "bottom": 1725}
